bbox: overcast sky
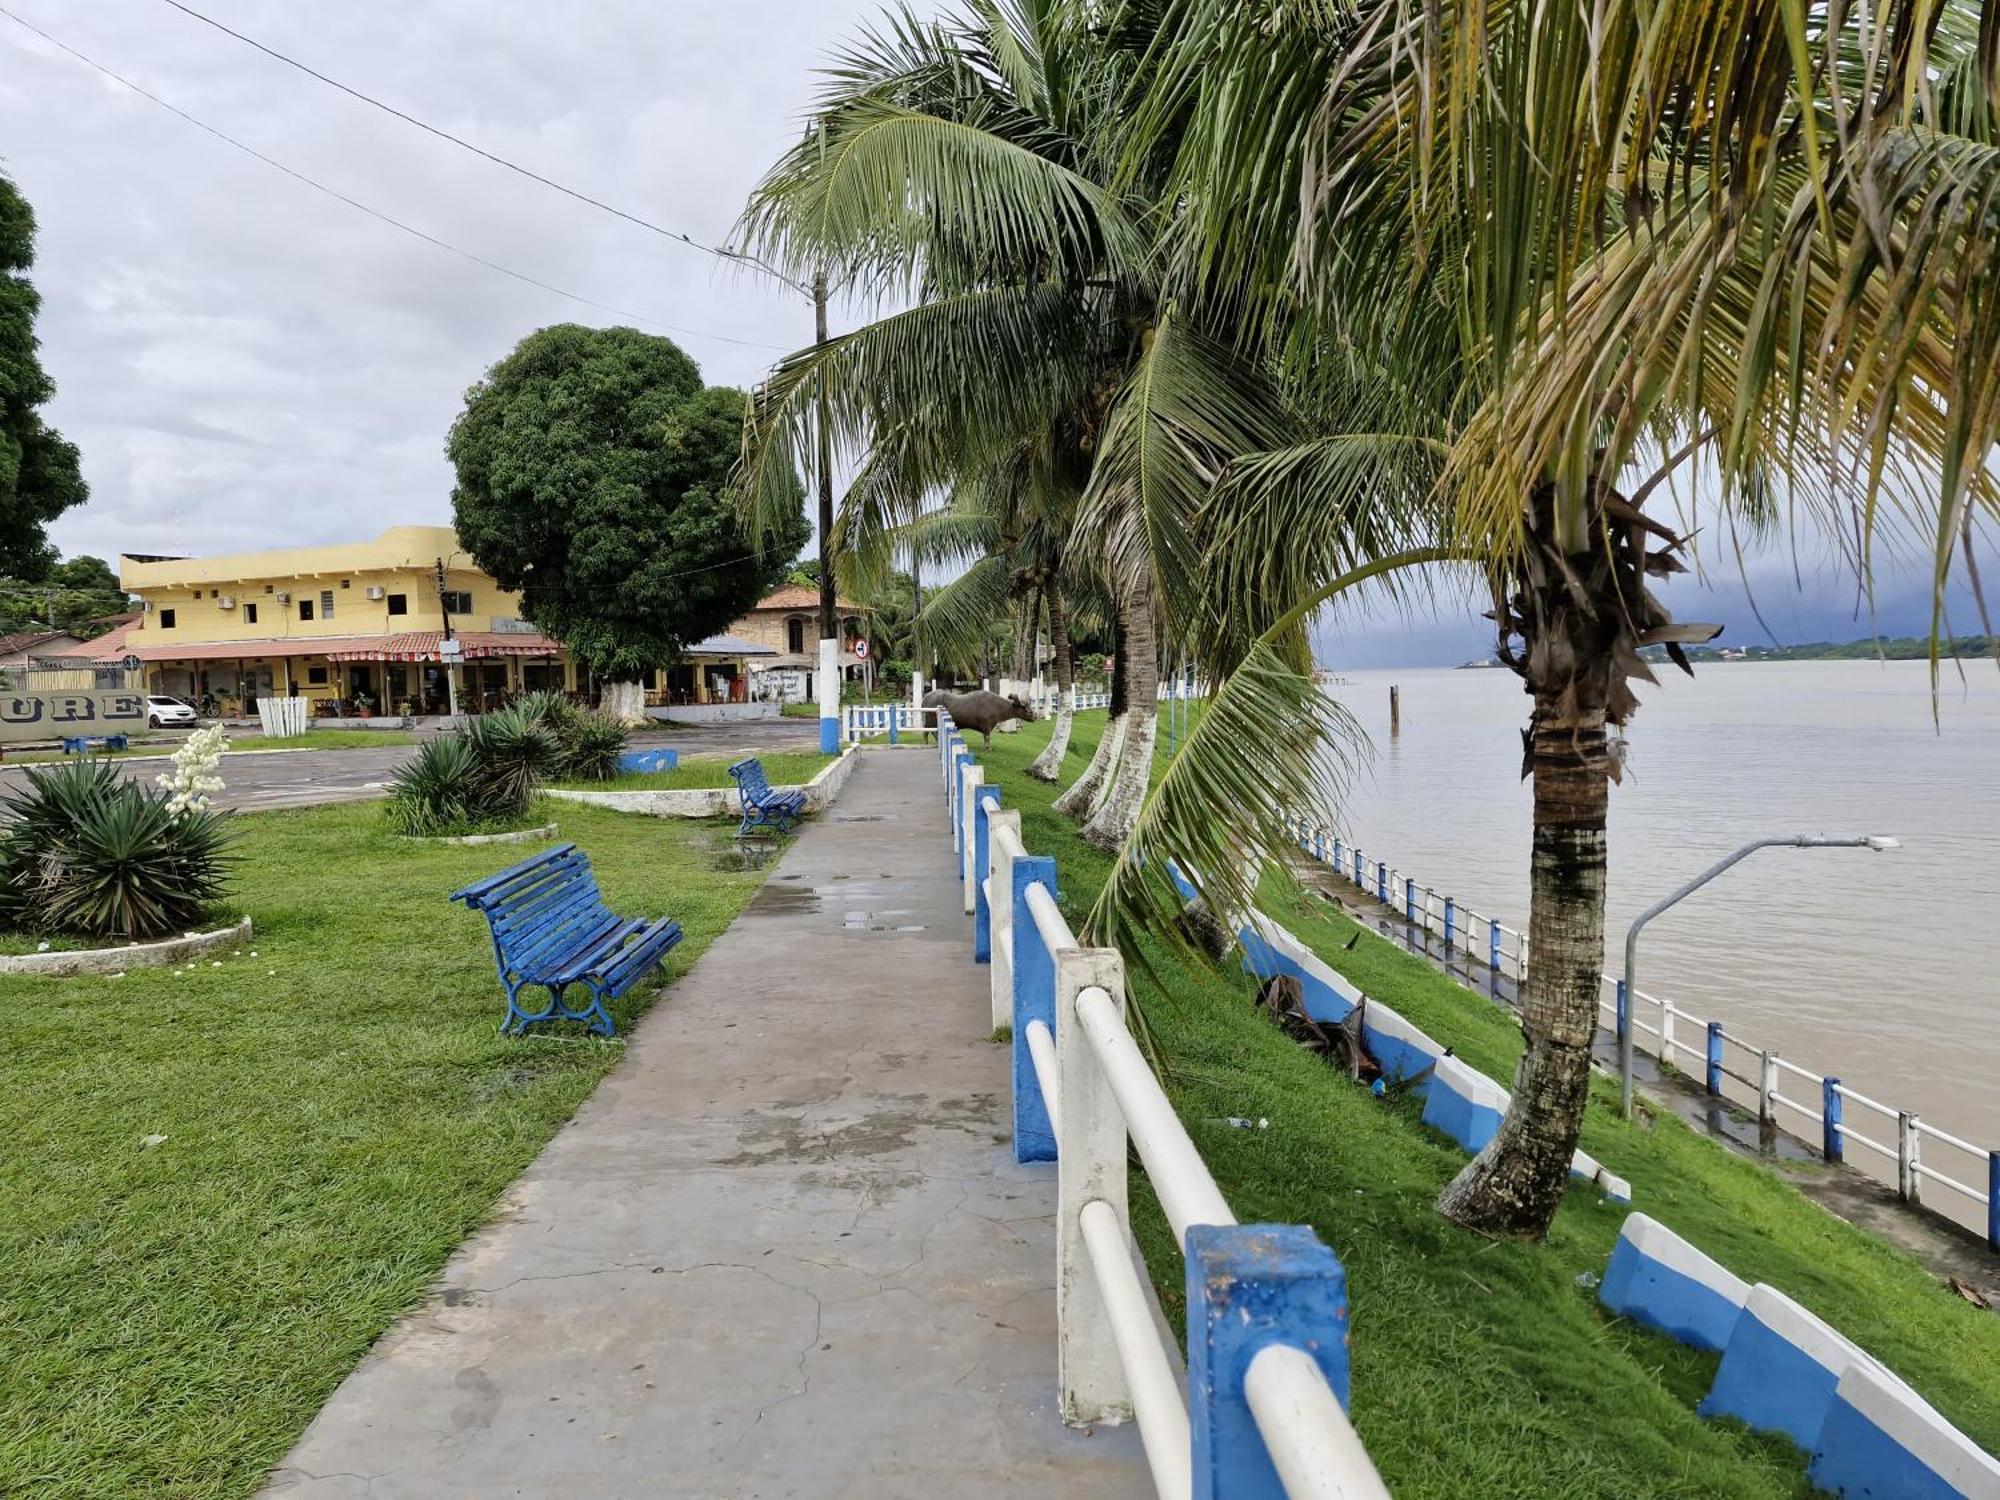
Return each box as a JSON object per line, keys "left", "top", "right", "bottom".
{"left": 4, "top": 0, "right": 1991, "bottom": 666}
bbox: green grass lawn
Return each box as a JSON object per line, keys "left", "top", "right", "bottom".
{"left": 553, "top": 749, "right": 836, "bottom": 791}
{"left": 977, "top": 710, "right": 2000, "bottom": 1500}
{"left": 240, "top": 729, "right": 418, "bottom": 751}
{"left": 0, "top": 800, "right": 775, "bottom": 1498}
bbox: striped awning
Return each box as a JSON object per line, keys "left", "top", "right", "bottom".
{"left": 323, "top": 631, "right": 563, "bottom": 663}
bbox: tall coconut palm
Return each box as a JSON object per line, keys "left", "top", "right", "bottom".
{"left": 731, "top": 0, "right": 1325, "bottom": 847}
{"left": 1093, "top": 0, "right": 2000, "bottom": 1238}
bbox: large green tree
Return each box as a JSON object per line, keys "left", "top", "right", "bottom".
{"left": 1095, "top": 0, "right": 2000, "bottom": 1239}
{"left": 448, "top": 324, "right": 806, "bottom": 719}
{"left": 0, "top": 554, "right": 129, "bottom": 637}
{"left": 0, "top": 172, "right": 87, "bottom": 580}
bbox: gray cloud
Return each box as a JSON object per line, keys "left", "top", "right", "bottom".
{"left": 5, "top": 0, "right": 877, "bottom": 562}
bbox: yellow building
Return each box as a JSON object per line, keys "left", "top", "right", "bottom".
{"left": 112, "top": 525, "right": 773, "bottom": 719}
{"left": 116, "top": 526, "right": 576, "bottom": 716}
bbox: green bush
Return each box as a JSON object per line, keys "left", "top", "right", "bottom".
{"left": 384, "top": 735, "right": 485, "bottom": 835}
{"left": 554, "top": 711, "right": 627, "bottom": 781}
{"left": 511, "top": 690, "right": 628, "bottom": 780}
{"left": 0, "top": 759, "right": 233, "bottom": 941}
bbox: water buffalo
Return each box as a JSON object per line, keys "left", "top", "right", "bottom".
{"left": 925, "top": 688, "right": 1033, "bottom": 745}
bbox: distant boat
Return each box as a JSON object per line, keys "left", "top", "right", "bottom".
{"left": 1313, "top": 670, "right": 1353, "bottom": 689}
{"left": 1455, "top": 657, "right": 1506, "bottom": 670}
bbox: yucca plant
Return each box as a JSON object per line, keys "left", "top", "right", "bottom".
{"left": 556, "top": 711, "right": 628, "bottom": 782}
{"left": 0, "top": 758, "right": 233, "bottom": 941}
{"left": 384, "top": 735, "right": 485, "bottom": 836}
{"left": 461, "top": 706, "right": 561, "bottom": 819}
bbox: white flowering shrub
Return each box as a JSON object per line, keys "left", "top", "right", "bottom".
{"left": 157, "top": 724, "right": 230, "bottom": 815}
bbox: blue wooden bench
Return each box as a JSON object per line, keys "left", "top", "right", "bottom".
{"left": 450, "top": 842, "right": 682, "bottom": 1037}
{"left": 61, "top": 734, "right": 130, "bottom": 755}
{"left": 728, "top": 757, "right": 807, "bottom": 836}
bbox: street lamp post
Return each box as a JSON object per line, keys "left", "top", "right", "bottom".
{"left": 1619, "top": 833, "right": 1900, "bottom": 1118}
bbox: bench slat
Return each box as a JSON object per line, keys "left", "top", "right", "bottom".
{"left": 450, "top": 843, "right": 581, "bottom": 906}
{"left": 476, "top": 857, "right": 593, "bottom": 916}
{"left": 509, "top": 910, "right": 625, "bottom": 978}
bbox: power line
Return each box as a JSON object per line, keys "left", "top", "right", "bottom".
{"left": 0, "top": 5, "right": 791, "bottom": 352}
{"left": 156, "top": 0, "right": 811, "bottom": 297}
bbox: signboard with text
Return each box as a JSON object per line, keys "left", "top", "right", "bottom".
{"left": 0, "top": 690, "right": 148, "bottom": 745}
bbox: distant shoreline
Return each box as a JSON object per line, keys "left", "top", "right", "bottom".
{"left": 1446, "top": 636, "right": 1996, "bottom": 670}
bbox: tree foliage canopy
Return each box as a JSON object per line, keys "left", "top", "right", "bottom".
{"left": 448, "top": 325, "right": 806, "bottom": 680}
{"left": 0, "top": 554, "right": 129, "bottom": 637}
{"left": 0, "top": 173, "right": 87, "bottom": 580}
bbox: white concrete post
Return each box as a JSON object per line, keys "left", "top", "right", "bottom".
{"left": 1659, "top": 998, "right": 1675, "bottom": 1069}
{"left": 1758, "top": 1051, "right": 1779, "bottom": 1127}
{"left": 987, "top": 810, "right": 1021, "bottom": 1031}
{"left": 960, "top": 765, "right": 985, "bottom": 915}
{"left": 817, "top": 636, "right": 841, "bottom": 754}
{"left": 1899, "top": 1112, "right": 1923, "bottom": 1205}
{"left": 1055, "top": 949, "right": 1132, "bottom": 1426}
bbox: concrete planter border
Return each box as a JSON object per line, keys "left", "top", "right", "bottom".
{"left": 545, "top": 746, "right": 859, "bottom": 821}
{"left": 0, "top": 915, "right": 253, "bottom": 977}
{"left": 399, "top": 823, "right": 559, "bottom": 847}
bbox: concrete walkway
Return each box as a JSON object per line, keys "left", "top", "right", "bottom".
{"left": 264, "top": 751, "right": 1150, "bottom": 1499}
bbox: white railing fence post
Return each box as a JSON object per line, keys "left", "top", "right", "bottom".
{"left": 1055, "top": 955, "right": 1132, "bottom": 1426}
{"left": 1758, "top": 1050, "right": 1779, "bottom": 1128}
{"left": 987, "top": 811, "right": 1022, "bottom": 1032}
{"left": 960, "top": 765, "right": 986, "bottom": 915}
{"left": 1899, "top": 1112, "right": 1923, "bottom": 1205}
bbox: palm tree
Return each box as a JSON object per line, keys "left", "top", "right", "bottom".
{"left": 730, "top": 0, "right": 1316, "bottom": 848}
{"left": 1092, "top": 0, "right": 2000, "bottom": 1238}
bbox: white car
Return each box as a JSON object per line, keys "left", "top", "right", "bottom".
{"left": 146, "top": 695, "right": 199, "bottom": 729}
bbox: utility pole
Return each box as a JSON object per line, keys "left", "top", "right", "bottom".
{"left": 814, "top": 269, "right": 840, "bottom": 753}
{"left": 436, "top": 557, "right": 461, "bottom": 719}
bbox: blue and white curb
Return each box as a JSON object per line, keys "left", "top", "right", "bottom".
{"left": 1597, "top": 1212, "right": 1749, "bottom": 1353}
{"left": 1702, "top": 1283, "right": 1899, "bottom": 1451}
{"left": 1810, "top": 1361, "right": 2000, "bottom": 1498}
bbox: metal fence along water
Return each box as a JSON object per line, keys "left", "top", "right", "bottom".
{"left": 1288, "top": 818, "right": 2000, "bottom": 1249}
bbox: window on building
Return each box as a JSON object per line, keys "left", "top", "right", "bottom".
{"left": 786, "top": 616, "right": 806, "bottom": 654}
{"left": 340, "top": 579, "right": 350, "bottom": 589}
{"left": 264, "top": 583, "right": 274, "bottom": 593}
{"left": 243, "top": 602, "right": 258, "bottom": 625}
{"left": 441, "top": 589, "right": 473, "bottom": 614}
{"left": 307, "top": 666, "right": 328, "bottom": 685}
{"left": 386, "top": 593, "right": 408, "bottom": 616}
{"left": 158, "top": 607, "right": 176, "bottom": 629}
{"left": 299, "top": 599, "right": 314, "bottom": 621}
{"left": 320, "top": 589, "right": 335, "bottom": 620}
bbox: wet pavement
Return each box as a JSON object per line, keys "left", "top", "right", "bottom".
{"left": 260, "top": 750, "right": 1150, "bottom": 1499}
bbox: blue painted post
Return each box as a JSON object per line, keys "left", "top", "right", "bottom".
{"left": 1404, "top": 877, "right": 1418, "bottom": 924}
{"left": 1010, "top": 855, "right": 1059, "bottom": 1162}
{"left": 1186, "top": 1224, "right": 1353, "bottom": 1500}
{"left": 1332, "top": 837, "right": 1343, "bottom": 868}
{"left": 1375, "top": 861, "right": 1388, "bottom": 903}
{"left": 1822, "top": 1077, "right": 1844, "bottom": 1162}
{"left": 1314, "top": 830, "right": 1326, "bottom": 863}
{"left": 1487, "top": 920, "right": 1502, "bottom": 977}
{"left": 1352, "top": 848, "right": 1363, "bottom": 885}
{"left": 1615, "top": 980, "right": 1629, "bottom": 1043}
{"left": 1443, "top": 898, "right": 1457, "bottom": 951}
{"left": 1989, "top": 1154, "right": 1999, "bottom": 1251}
{"left": 1705, "top": 1021, "right": 1724, "bottom": 1095}
{"left": 888, "top": 705, "right": 899, "bottom": 745}
{"left": 973, "top": 787, "right": 1000, "bottom": 964}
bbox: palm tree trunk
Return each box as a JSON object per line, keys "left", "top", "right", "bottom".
{"left": 1082, "top": 569, "right": 1160, "bottom": 851}
{"left": 1010, "top": 589, "right": 1036, "bottom": 686}
{"left": 1055, "top": 612, "right": 1126, "bottom": 816}
{"left": 1028, "top": 587, "right": 1075, "bottom": 781}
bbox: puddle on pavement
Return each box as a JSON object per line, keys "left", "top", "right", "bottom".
{"left": 747, "top": 883, "right": 820, "bottom": 916}
{"left": 841, "top": 908, "right": 928, "bottom": 933}
{"left": 698, "top": 831, "right": 782, "bottom": 872}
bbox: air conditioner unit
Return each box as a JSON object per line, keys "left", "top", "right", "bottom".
{"left": 219, "top": 595, "right": 236, "bottom": 609}
{"left": 365, "top": 585, "right": 385, "bottom": 600}
{"left": 275, "top": 590, "right": 291, "bottom": 604}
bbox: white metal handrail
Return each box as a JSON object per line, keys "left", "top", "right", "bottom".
{"left": 1075, "top": 984, "right": 1234, "bottom": 1240}
{"left": 1025, "top": 1019, "right": 1061, "bottom": 1132}
{"left": 1080, "top": 1199, "right": 1192, "bottom": 1500}
{"left": 1245, "top": 1346, "right": 1394, "bottom": 1500}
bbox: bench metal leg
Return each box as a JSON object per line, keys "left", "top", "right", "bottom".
{"left": 501, "top": 980, "right": 618, "bottom": 1038}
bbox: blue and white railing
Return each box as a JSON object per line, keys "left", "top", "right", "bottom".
{"left": 943, "top": 720, "right": 1390, "bottom": 1500}
{"left": 841, "top": 702, "right": 937, "bottom": 744}
{"left": 1289, "top": 818, "right": 2000, "bottom": 1249}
